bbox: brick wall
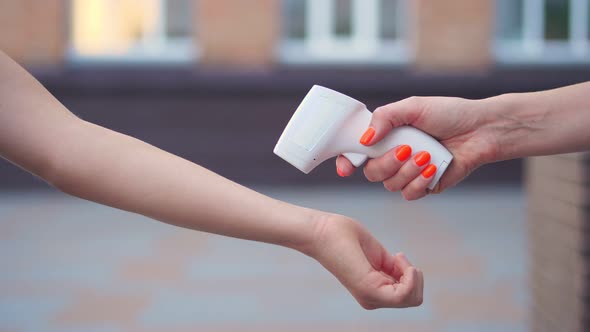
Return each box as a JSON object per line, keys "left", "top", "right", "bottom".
{"left": 410, "top": 0, "right": 493, "bottom": 72}
{"left": 0, "top": 0, "right": 497, "bottom": 71}
{"left": 193, "top": 0, "right": 495, "bottom": 71}
{"left": 196, "top": 0, "right": 280, "bottom": 68}
{"left": 526, "top": 153, "right": 590, "bottom": 332}
{"left": 0, "top": 0, "right": 66, "bottom": 66}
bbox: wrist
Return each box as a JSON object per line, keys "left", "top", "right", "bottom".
{"left": 274, "top": 204, "right": 330, "bottom": 257}
{"left": 298, "top": 212, "right": 357, "bottom": 263}
{"left": 478, "top": 93, "right": 526, "bottom": 162}
{"left": 289, "top": 210, "right": 341, "bottom": 259}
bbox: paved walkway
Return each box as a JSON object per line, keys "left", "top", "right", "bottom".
{"left": 0, "top": 185, "right": 528, "bottom": 332}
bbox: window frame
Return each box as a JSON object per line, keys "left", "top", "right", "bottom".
{"left": 67, "top": 0, "right": 197, "bottom": 64}
{"left": 279, "top": 0, "right": 410, "bottom": 65}
{"left": 494, "top": 0, "right": 590, "bottom": 64}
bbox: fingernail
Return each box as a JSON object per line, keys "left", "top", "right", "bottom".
{"left": 336, "top": 167, "right": 345, "bottom": 177}
{"left": 359, "top": 127, "right": 375, "bottom": 145}
{"left": 422, "top": 164, "right": 437, "bottom": 178}
{"left": 395, "top": 145, "right": 412, "bottom": 161}
{"left": 414, "top": 151, "right": 431, "bottom": 167}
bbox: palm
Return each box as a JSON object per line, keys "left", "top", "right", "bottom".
{"left": 411, "top": 97, "right": 499, "bottom": 191}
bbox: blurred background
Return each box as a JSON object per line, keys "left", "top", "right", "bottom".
{"left": 0, "top": 0, "right": 588, "bottom": 331}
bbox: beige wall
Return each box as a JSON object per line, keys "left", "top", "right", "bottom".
{"left": 411, "top": 0, "right": 493, "bottom": 71}
{"left": 0, "top": 0, "right": 67, "bottom": 66}
{"left": 196, "top": 0, "right": 280, "bottom": 69}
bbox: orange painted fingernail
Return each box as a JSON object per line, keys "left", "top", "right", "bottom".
{"left": 336, "top": 167, "right": 345, "bottom": 177}
{"left": 414, "top": 151, "right": 431, "bottom": 167}
{"left": 422, "top": 164, "right": 437, "bottom": 178}
{"left": 359, "top": 127, "right": 375, "bottom": 145}
{"left": 395, "top": 145, "right": 412, "bottom": 161}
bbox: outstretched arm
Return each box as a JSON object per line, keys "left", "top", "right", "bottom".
{"left": 0, "top": 52, "right": 314, "bottom": 249}
{"left": 0, "top": 51, "right": 423, "bottom": 309}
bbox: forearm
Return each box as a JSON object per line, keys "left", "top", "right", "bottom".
{"left": 482, "top": 82, "right": 590, "bottom": 161}
{"left": 0, "top": 51, "right": 321, "bottom": 254}
{"left": 46, "top": 120, "right": 322, "bottom": 253}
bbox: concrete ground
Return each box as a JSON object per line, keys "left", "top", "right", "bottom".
{"left": 0, "top": 185, "right": 528, "bottom": 332}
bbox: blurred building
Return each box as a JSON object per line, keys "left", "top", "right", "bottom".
{"left": 2, "top": 0, "right": 589, "bottom": 68}
{"left": 0, "top": 2, "right": 589, "bottom": 331}
{"left": 2, "top": 0, "right": 588, "bottom": 187}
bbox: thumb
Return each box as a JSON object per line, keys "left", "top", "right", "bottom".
{"left": 360, "top": 97, "right": 425, "bottom": 146}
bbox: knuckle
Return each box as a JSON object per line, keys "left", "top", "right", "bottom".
{"left": 359, "top": 300, "right": 377, "bottom": 310}
{"left": 357, "top": 290, "right": 379, "bottom": 310}
{"left": 372, "top": 106, "right": 387, "bottom": 118}
{"left": 363, "top": 166, "right": 378, "bottom": 183}
{"left": 403, "top": 184, "right": 426, "bottom": 201}
{"left": 405, "top": 96, "right": 423, "bottom": 108}
{"left": 365, "top": 158, "right": 397, "bottom": 183}
{"left": 415, "top": 296, "right": 424, "bottom": 306}
{"left": 389, "top": 298, "right": 402, "bottom": 307}
{"left": 405, "top": 267, "right": 417, "bottom": 284}
{"left": 402, "top": 190, "right": 416, "bottom": 201}
{"left": 403, "top": 294, "right": 413, "bottom": 304}
{"left": 402, "top": 187, "right": 423, "bottom": 201}
{"left": 383, "top": 181, "right": 399, "bottom": 193}
{"left": 394, "top": 292, "right": 412, "bottom": 307}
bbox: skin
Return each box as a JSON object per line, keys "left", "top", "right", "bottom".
{"left": 337, "top": 82, "right": 590, "bottom": 200}
{"left": 0, "top": 51, "right": 423, "bottom": 309}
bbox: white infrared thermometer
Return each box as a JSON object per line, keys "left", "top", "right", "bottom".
{"left": 274, "top": 85, "right": 453, "bottom": 189}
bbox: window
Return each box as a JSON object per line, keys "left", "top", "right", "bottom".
{"left": 495, "top": 0, "right": 590, "bottom": 63}
{"left": 70, "top": 0, "right": 195, "bottom": 63}
{"left": 281, "top": 0, "right": 409, "bottom": 64}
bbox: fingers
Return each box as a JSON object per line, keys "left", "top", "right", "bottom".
{"left": 362, "top": 145, "right": 412, "bottom": 182}
{"left": 416, "top": 268, "right": 424, "bottom": 305}
{"left": 360, "top": 97, "right": 425, "bottom": 146}
{"left": 335, "top": 155, "right": 356, "bottom": 177}
{"left": 394, "top": 254, "right": 423, "bottom": 307}
{"left": 381, "top": 251, "right": 408, "bottom": 281}
{"left": 393, "top": 252, "right": 412, "bottom": 271}
{"left": 399, "top": 254, "right": 424, "bottom": 306}
{"left": 401, "top": 164, "right": 437, "bottom": 200}
{"left": 379, "top": 268, "right": 424, "bottom": 309}
{"left": 336, "top": 144, "right": 412, "bottom": 179}
{"left": 362, "top": 253, "right": 423, "bottom": 309}
{"left": 376, "top": 266, "right": 421, "bottom": 308}
{"left": 339, "top": 148, "right": 438, "bottom": 201}
{"left": 382, "top": 151, "right": 430, "bottom": 193}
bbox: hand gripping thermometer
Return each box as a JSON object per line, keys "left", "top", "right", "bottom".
{"left": 274, "top": 85, "right": 453, "bottom": 190}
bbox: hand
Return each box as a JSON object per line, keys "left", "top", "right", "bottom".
{"left": 309, "top": 214, "right": 424, "bottom": 309}
{"left": 336, "top": 96, "right": 499, "bottom": 200}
